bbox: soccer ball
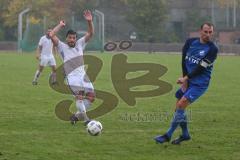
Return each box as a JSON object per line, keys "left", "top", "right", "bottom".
{"left": 86, "top": 120, "right": 103, "bottom": 136}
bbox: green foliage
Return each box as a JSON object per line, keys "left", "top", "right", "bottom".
{"left": 184, "top": 9, "right": 211, "bottom": 30}
{"left": 0, "top": 0, "right": 100, "bottom": 43}
{"left": 0, "top": 0, "right": 15, "bottom": 40}
{"left": 124, "top": 0, "right": 167, "bottom": 42}
{"left": 216, "top": 0, "right": 240, "bottom": 7}
{"left": 162, "top": 31, "right": 181, "bottom": 43}
{"left": 1, "top": 0, "right": 97, "bottom": 28}
{"left": 0, "top": 28, "right": 4, "bottom": 41}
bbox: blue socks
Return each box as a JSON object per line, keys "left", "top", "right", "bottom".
{"left": 179, "top": 114, "right": 190, "bottom": 138}
{"left": 166, "top": 109, "right": 189, "bottom": 138}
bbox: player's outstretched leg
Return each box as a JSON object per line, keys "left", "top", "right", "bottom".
{"left": 70, "top": 92, "right": 95, "bottom": 125}
{"left": 32, "top": 70, "right": 41, "bottom": 85}
{"left": 70, "top": 113, "right": 79, "bottom": 125}
{"left": 32, "top": 66, "right": 44, "bottom": 85}
{"left": 50, "top": 72, "right": 57, "bottom": 85}
{"left": 82, "top": 92, "right": 95, "bottom": 125}
{"left": 154, "top": 108, "right": 186, "bottom": 144}
{"left": 50, "top": 66, "right": 57, "bottom": 85}
{"left": 70, "top": 111, "right": 91, "bottom": 125}
{"left": 171, "top": 111, "right": 191, "bottom": 144}
{"left": 70, "top": 99, "right": 89, "bottom": 125}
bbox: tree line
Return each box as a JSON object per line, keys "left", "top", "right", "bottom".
{"left": 0, "top": 0, "right": 237, "bottom": 42}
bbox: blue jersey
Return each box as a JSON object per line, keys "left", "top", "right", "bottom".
{"left": 182, "top": 38, "right": 218, "bottom": 87}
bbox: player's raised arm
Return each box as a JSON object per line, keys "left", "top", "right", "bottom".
{"left": 53, "top": 46, "right": 58, "bottom": 57}
{"left": 83, "top": 10, "right": 94, "bottom": 43}
{"left": 49, "top": 20, "right": 65, "bottom": 46}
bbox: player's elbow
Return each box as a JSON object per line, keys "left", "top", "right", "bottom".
{"left": 86, "top": 31, "right": 94, "bottom": 40}
{"left": 89, "top": 30, "right": 94, "bottom": 37}
{"left": 51, "top": 38, "right": 58, "bottom": 46}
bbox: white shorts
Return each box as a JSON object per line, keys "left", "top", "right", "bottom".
{"left": 66, "top": 73, "right": 94, "bottom": 95}
{"left": 40, "top": 56, "right": 56, "bottom": 66}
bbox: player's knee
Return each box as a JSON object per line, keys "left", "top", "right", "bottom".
{"left": 75, "top": 91, "right": 84, "bottom": 100}
{"left": 176, "top": 97, "right": 189, "bottom": 108}
{"left": 175, "top": 89, "right": 184, "bottom": 99}
{"left": 51, "top": 66, "right": 57, "bottom": 72}
{"left": 86, "top": 92, "right": 95, "bottom": 103}
{"left": 176, "top": 101, "right": 185, "bottom": 108}
{"left": 39, "top": 67, "right": 44, "bottom": 72}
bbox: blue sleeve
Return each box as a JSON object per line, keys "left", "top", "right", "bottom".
{"left": 187, "top": 43, "right": 218, "bottom": 79}
{"left": 204, "top": 44, "right": 218, "bottom": 64}
{"left": 182, "top": 39, "right": 191, "bottom": 76}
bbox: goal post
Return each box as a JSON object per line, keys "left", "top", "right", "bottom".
{"left": 20, "top": 9, "right": 105, "bottom": 53}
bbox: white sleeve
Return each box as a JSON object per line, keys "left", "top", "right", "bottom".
{"left": 77, "top": 36, "right": 87, "bottom": 50}
{"left": 56, "top": 41, "right": 65, "bottom": 59}
{"left": 38, "top": 37, "right": 44, "bottom": 46}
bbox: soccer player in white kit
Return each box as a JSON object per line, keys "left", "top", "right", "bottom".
{"left": 32, "top": 29, "right": 57, "bottom": 85}
{"left": 49, "top": 10, "right": 95, "bottom": 125}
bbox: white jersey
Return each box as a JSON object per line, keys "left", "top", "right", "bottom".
{"left": 38, "top": 35, "right": 54, "bottom": 58}
{"left": 57, "top": 36, "right": 87, "bottom": 76}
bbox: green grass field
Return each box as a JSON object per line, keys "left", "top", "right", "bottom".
{"left": 0, "top": 52, "right": 240, "bottom": 160}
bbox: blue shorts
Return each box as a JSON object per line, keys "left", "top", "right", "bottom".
{"left": 175, "top": 84, "right": 208, "bottom": 103}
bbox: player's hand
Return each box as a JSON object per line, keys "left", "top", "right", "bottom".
{"left": 84, "top": 10, "right": 93, "bottom": 21}
{"left": 177, "top": 76, "right": 188, "bottom": 85}
{"left": 59, "top": 20, "right": 66, "bottom": 27}
{"left": 181, "top": 80, "right": 188, "bottom": 92}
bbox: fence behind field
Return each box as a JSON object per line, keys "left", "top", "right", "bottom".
{"left": 1, "top": 41, "right": 240, "bottom": 55}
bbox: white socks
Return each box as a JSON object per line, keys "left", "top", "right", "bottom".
{"left": 83, "top": 99, "right": 92, "bottom": 110}
{"left": 76, "top": 100, "right": 89, "bottom": 121}
{"left": 33, "top": 70, "right": 41, "bottom": 81}
{"left": 76, "top": 100, "right": 86, "bottom": 112}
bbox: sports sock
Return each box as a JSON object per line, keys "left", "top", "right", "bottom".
{"left": 179, "top": 113, "right": 189, "bottom": 137}
{"left": 33, "top": 70, "right": 41, "bottom": 81}
{"left": 75, "top": 100, "right": 89, "bottom": 121}
{"left": 166, "top": 108, "right": 185, "bottom": 138}
{"left": 83, "top": 99, "right": 91, "bottom": 110}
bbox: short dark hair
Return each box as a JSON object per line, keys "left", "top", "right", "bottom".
{"left": 66, "top": 29, "right": 77, "bottom": 37}
{"left": 200, "top": 22, "right": 214, "bottom": 29}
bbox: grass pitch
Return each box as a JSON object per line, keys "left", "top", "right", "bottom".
{"left": 0, "top": 52, "right": 239, "bottom": 160}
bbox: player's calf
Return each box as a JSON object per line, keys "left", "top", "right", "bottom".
{"left": 32, "top": 70, "right": 42, "bottom": 85}
{"left": 50, "top": 72, "right": 57, "bottom": 85}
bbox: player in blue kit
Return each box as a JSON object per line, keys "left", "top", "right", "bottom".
{"left": 154, "top": 22, "right": 218, "bottom": 144}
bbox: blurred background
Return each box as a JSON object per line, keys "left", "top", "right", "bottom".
{"left": 0, "top": 0, "right": 240, "bottom": 54}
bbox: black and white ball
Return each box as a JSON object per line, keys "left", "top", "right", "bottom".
{"left": 86, "top": 120, "right": 103, "bottom": 136}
